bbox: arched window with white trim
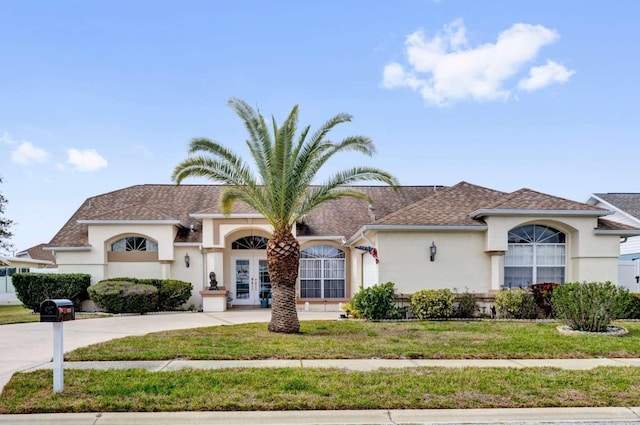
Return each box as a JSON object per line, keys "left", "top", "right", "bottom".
{"left": 300, "top": 245, "right": 346, "bottom": 299}
{"left": 504, "top": 224, "right": 566, "bottom": 288}
{"left": 111, "top": 236, "right": 158, "bottom": 252}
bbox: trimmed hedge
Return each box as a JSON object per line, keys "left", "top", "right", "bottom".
{"left": 91, "top": 277, "right": 192, "bottom": 312}
{"left": 88, "top": 281, "right": 159, "bottom": 314}
{"left": 12, "top": 273, "right": 91, "bottom": 312}
{"left": 410, "top": 289, "right": 455, "bottom": 319}
{"left": 494, "top": 288, "right": 539, "bottom": 319}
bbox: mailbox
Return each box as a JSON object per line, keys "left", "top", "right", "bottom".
{"left": 40, "top": 299, "right": 75, "bottom": 322}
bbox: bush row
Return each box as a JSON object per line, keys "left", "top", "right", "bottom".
{"left": 348, "top": 281, "right": 638, "bottom": 332}
{"left": 89, "top": 278, "right": 193, "bottom": 314}
{"left": 12, "top": 273, "right": 91, "bottom": 312}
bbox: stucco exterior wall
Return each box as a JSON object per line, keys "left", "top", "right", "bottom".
{"left": 376, "top": 231, "right": 490, "bottom": 294}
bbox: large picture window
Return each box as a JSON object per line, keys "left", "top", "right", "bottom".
{"left": 504, "top": 224, "right": 566, "bottom": 288}
{"left": 300, "top": 245, "right": 346, "bottom": 299}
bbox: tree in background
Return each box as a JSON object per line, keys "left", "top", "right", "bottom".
{"left": 0, "top": 176, "right": 14, "bottom": 254}
{"left": 173, "top": 98, "right": 397, "bottom": 333}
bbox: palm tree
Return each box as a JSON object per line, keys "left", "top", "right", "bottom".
{"left": 172, "top": 98, "right": 398, "bottom": 333}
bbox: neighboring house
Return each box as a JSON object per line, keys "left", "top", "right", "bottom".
{"left": 586, "top": 193, "right": 640, "bottom": 261}
{"left": 1, "top": 245, "right": 56, "bottom": 303}
{"left": 44, "top": 182, "right": 640, "bottom": 311}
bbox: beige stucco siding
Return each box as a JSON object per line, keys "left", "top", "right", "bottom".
{"left": 376, "top": 231, "right": 490, "bottom": 294}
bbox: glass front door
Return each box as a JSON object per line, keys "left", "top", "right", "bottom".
{"left": 232, "top": 257, "right": 271, "bottom": 306}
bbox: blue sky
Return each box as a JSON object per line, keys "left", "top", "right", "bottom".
{"left": 1, "top": 0, "right": 639, "bottom": 254}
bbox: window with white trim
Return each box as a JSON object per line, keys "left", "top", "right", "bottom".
{"left": 504, "top": 224, "right": 566, "bottom": 288}
{"left": 111, "top": 236, "right": 158, "bottom": 252}
{"left": 300, "top": 245, "right": 346, "bottom": 298}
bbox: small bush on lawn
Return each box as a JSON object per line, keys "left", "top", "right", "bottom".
{"left": 454, "top": 290, "right": 479, "bottom": 318}
{"left": 352, "top": 282, "right": 397, "bottom": 320}
{"left": 88, "top": 281, "right": 158, "bottom": 314}
{"left": 12, "top": 273, "right": 91, "bottom": 312}
{"left": 552, "top": 281, "right": 629, "bottom": 332}
{"left": 531, "top": 282, "right": 560, "bottom": 319}
{"left": 410, "top": 289, "right": 455, "bottom": 320}
{"left": 494, "top": 288, "right": 539, "bottom": 319}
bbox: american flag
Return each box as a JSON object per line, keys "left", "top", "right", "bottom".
{"left": 355, "top": 245, "right": 380, "bottom": 264}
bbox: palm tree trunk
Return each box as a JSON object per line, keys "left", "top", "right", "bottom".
{"left": 267, "top": 229, "right": 300, "bottom": 333}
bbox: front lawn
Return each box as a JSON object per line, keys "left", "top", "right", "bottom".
{"left": 0, "top": 304, "right": 109, "bottom": 325}
{"left": 67, "top": 320, "right": 640, "bottom": 361}
{"left": 3, "top": 319, "right": 640, "bottom": 414}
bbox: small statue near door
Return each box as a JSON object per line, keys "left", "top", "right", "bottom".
{"left": 209, "top": 272, "right": 218, "bottom": 290}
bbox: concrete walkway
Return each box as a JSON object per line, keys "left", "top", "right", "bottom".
{"left": 3, "top": 310, "right": 640, "bottom": 424}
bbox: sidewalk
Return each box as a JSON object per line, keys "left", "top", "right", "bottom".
{"left": 3, "top": 407, "right": 640, "bottom": 424}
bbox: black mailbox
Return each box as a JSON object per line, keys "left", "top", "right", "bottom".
{"left": 40, "top": 299, "right": 75, "bottom": 322}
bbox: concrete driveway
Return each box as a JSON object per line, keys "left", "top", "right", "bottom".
{"left": 0, "top": 309, "right": 338, "bottom": 392}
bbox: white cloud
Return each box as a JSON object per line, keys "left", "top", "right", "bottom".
{"left": 383, "top": 19, "right": 574, "bottom": 106}
{"left": 518, "top": 60, "right": 575, "bottom": 91}
{"left": 66, "top": 149, "right": 108, "bottom": 172}
{"left": 11, "top": 141, "right": 49, "bottom": 165}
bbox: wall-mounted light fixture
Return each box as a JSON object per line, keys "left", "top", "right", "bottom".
{"left": 185, "top": 253, "right": 190, "bottom": 268}
{"left": 429, "top": 241, "right": 437, "bottom": 262}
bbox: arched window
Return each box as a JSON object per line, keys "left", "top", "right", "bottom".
{"left": 231, "top": 236, "right": 269, "bottom": 250}
{"left": 504, "top": 224, "right": 566, "bottom": 288}
{"left": 300, "top": 245, "right": 346, "bottom": 299}
{"left": 111, "top": 236, "right": 158, "bottom": 252}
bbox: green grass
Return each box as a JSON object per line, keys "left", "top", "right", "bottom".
{"left": 2, "top": 366, "right": 640, "bottom": 413}
{"left": 0, "top": 304, "right": 109, "bottom": 325}
{"left": 0, "top": 304, "right": 39, "bottom": 324}
{"left": 4, "top": 319, "right": 640, "bottom": 413}
{"left": 67, "top": 320, "right": 640, "bottom": 361}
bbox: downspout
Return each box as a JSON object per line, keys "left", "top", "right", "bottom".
{"left": 621, "top": 237, "right": 628, "bottom": 243}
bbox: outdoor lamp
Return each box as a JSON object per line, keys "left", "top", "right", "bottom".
{"left": 185, "top": 253, "right": 190, "bottom": 268}
{"left": 429, "top": 241, "right": 437, "bottom": 262}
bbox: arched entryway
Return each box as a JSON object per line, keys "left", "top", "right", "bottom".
{"left": 230, "top": 235, "right": 271, "bottom": 306}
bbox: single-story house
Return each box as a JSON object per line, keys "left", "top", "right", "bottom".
{"left": 44, "top": 181, "right": 640, "bottom": 311}
{"left": 1, "top": 245, "right": 55, "bottom": 303}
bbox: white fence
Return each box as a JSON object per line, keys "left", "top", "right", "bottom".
{"left": 619, "top": 260, "right": 640, "bottom": 293}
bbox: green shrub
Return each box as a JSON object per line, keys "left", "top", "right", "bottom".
{"left": 88, "top": 281, "right": 159, "bottom": 314}
{"left": 621, "top": 293, "right": 640, "bottom": 320}
{"left": 552, "top": 281, "right": 629, "bottom": 332}
{"left": 530, "top": 282, "right": 560, "bottom": 318}
{"left": 352, "top": 282, "right": 396, "bottom": 320}
{"left": 12, "top": 273, "right": 91, "bottom": 312}
{"left": 156, "top": 279, "right": 192, "bottom": 310}
{"left": 410, "top": 289, "right": 455, "bottom": 320}
{"left": 454, "top": 291, "right": 479, "bottom": 318}
{"left": 494, "top": 288, "right": 539, "bottom": 319}
{"left": 95, "top": 277, "right": 192, "bottom": 311}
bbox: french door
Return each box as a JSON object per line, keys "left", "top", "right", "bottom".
{"left": 231, "top": 257, "right": 271, "bottom": 306}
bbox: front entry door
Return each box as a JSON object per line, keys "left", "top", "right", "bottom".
{"left": 232, "top": 257, "right": 271, "bottom": 306}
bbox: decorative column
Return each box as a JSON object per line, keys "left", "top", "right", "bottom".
{"left": 487, "top": 251, "right": 505, "bottom": 291}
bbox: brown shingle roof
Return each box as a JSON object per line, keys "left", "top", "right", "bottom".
{"left": 48, "top": 184, "right": 444, "bottom": 247}
{"left": 48, "top": 182, "right": 615, "bottom": 248}
{"left": 16, "top": 243, "right": 55, "bottom": 263}
{"left": 375, "top": 182, "right": 507, "bottom": 226}
{"left": 486, "top": 188, "right": 606, "bottom": 211}
{"left": 596, "top": 218, "right": 640, "bottom": 231}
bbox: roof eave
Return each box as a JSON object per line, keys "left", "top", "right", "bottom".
{"left": 77, "top": 220, "right": 181, "bottom": 225}
{"left": 43, "top": 246, "right": 92, "bottom": 252}
{"left": 593, "top": 230, "right": 640, "bottom": 237}
{"left": 190, "top": 213, "right": 265, "bottom": 219}
{"left": 470, "top": 209, "right": 612, "bottom": 219}
{"left": 345, "top": 224, "right": 487, "bottom": 246}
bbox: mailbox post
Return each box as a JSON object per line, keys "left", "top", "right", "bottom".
{"left": 40, "top": 299, "right": 75, "bottom": 393}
